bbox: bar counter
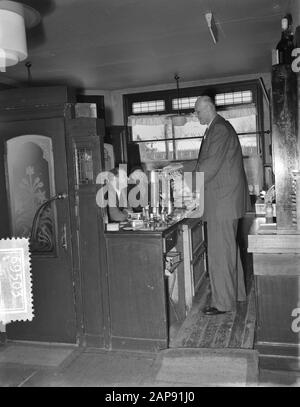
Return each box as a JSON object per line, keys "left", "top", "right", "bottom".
{"left": 248, "top": 217, "right": 300, "bottom": 371}
{"left": 104, "top": 209, "right": 206, "bottom": 351}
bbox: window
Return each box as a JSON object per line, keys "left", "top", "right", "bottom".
{"left": 132, "top": 100, "right": 165, "bottom": 114}
{"left": 222, "top": 110, "right": 257, "bottom": 156}
{"left": 131, "top": 118, "right": 170, "bottom": 161}
{"left": 130, "top": 117, "right": 205, "bottom": 161}
{"left": 173, "top": 120, "right": 204, "bottom": 160}
{"left": 126, "top": 82, "right": 261, "bottom": 160}
{"left": 124, "top": 80, "right": 265, "bottom": 194}
{"left": 215, "top": 90, "right": 252, "bottom": 106}
{"left": 172, "top": 91, "right": 253, "bottom": 111}
{"left": 172, "top": 97, "right": 198, "bottom": 110}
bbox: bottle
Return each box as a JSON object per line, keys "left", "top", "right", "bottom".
{"left": 149, "top": 213, "right": 155, "bottom": 230}
{"left": 144, "top": 205, "right": 149, "bottom": 220}
{"left": 275, "top": 16, "right": 294, "bottom": 65}
{"left": 265, "top": 202, "right": 273, "bottom": 224}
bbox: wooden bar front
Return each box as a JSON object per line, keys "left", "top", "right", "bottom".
{"left": 104, "top": 218, "right": 206, "bottom": 351}
{"left": 248, "top": 218, "right": 300, "bottom": 371}
{"left": 248, "top": 63, "right": 300, "bottom": 372}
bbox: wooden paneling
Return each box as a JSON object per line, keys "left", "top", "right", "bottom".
{"left": 0, "top": 88, "right": 109, "bottom": 346}
{"left": 257, "top": 339, "right": 300, "bottom": 371}
{"left": 252, "top": 270, "right": 300, "bottom": 370}
{"left": 247, "top": 65, "right": 300, "bottom": 371}
{"left": 248, "top": 233, "right": 300, "bottom": 253}
{"left": 271, "top": 65, "right": 298, "bottom": 230}
{"left": 65, "top": 118, "right": 108, "bottom": 348}
{"left": 106, "top": 234, "right": 168, "bottom": 350}
{"left": 0, "top": 87, "right": 76, "bottom": 122}
{"left": 255, "top": 275, "right": 300, "bottom": 343}
{"left": 253, "top": 253, "right": 300, "bottom": 276}
{"left": 0, "top": 86, "right": 76, "bottom": 108}
{"left": 77, "top": 188, "right": 105, "bottom": 347}
{"left": 249, "top": 213, "right": 300, "bottom": 370}
{"left": 105, "top": 219, "right": 205, "bottom": 351}
{"left": 67, "top": 118, "right": 105, "bottom": 147}
{"left": 0, "top": 136, "right": 9, "bottom": 239}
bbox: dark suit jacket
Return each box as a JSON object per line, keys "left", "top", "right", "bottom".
{"left": 195, "top": 114, "right": 250, "bottom": 221}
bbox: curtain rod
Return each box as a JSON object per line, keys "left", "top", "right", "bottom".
{"left": 129, "top": 130, "right": 270, "bottom": 144}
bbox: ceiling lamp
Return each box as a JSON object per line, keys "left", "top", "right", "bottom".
{"left": 172, "top": 74, "right": 187, "bottom": 126}
{"left": 0, "top": 0, "right": 40, "bottom": 71}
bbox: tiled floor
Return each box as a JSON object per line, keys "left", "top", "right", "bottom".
{"left": 0, "top": 343, "right": 258, "bottom": 387}
{"left": 1, "top": 341, "right": 299, "bottom": 387}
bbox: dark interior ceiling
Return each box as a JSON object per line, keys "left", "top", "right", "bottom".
{"left": 0, "top": 0, "right": 293, "bottom": 91}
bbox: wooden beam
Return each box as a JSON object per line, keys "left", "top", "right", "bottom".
{"left": 271, "top": 65, "right": 298, "bottom": 230}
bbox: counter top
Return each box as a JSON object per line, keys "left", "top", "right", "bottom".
{"left": 104, "top": 207, "right": 203, "bottom": 236}
{"left": 248, "top": 216, "right": 300, "bottom": 254}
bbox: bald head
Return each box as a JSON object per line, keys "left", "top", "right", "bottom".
{"left": 195, "top": 96, "right": 217, "bottom": 125}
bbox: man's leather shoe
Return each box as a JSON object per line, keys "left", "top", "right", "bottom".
{"left": 202, "top": 306, "right": 226, "bottom": 315}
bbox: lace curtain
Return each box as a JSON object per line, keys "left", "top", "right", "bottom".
{"left": 128, "top": 105, "right": 257, "bottom": 127}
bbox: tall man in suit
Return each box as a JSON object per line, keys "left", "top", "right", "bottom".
{"left": 194, "top": 95, "right": 250, "bottom": 315}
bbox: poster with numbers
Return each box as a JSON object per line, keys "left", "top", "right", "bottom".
{"left": 0, "top": 238, "right": 33, "bottom": 324}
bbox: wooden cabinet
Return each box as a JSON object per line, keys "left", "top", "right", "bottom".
{"left": 247, "top": 65, "right": 300, "bottom": 372}
{"left": 248, "top": 218, "right": 300, "bottom": 371}
{"left": 0, "top": 87, "right": 79, "bottom": 343}
{"left": 106, "top": 232, "right": 168, "bottom": 351}
{"left": 105, "top": 218, "right": 206, "bottom": 351}
{"left": 0, "top": 86, "right": 108, "bottom": 346}
{"left": 66, "top": 118, "right": 109, "bottom": 348}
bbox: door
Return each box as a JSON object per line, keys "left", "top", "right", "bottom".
{"left": 0, "top": 118, "right": 77, "bottom": 343}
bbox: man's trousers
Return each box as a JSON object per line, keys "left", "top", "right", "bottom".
{"left": 206, "top": 218, "right": 246, "bottom": 311}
